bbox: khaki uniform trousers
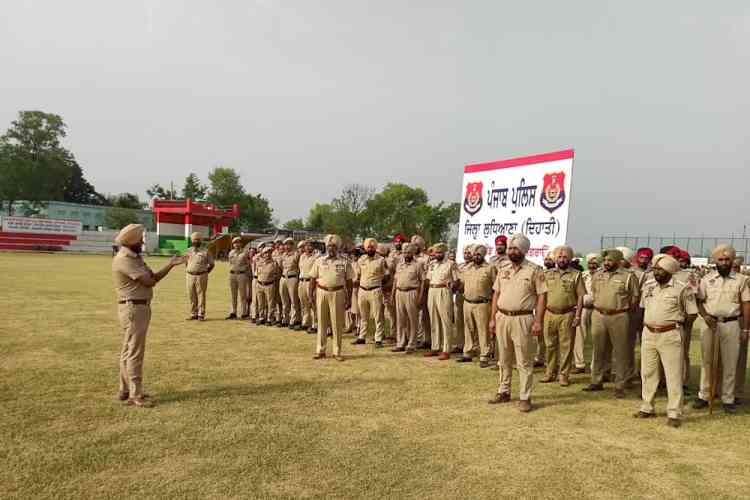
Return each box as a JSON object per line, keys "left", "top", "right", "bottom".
{"left": 273, "top": 282, "right": 282, "bottom": 320}
{"left": 535, "top": 327, "right": 546, "bottom": 364}
{"left": 640, "top": 327, "right": 684, "bottom": 418}
{"left": 463, "top": 302, "right": 490, "bottom": 360}
{"left": 395, "top": 290, "right": 419, "bottom": 350}
{"left": 574, "top": 306, "right": 593, "bottom": 369}
{"left": 250, "top": 278, "right": 259, "bottom": 319}
{"left": 256, "top": 283, "right": 276, "bottom": 322}
{"left": 118, "top": 302, "right": 151, "bottom": 397}
{"left": 280, "top": 276, "right": 301, "bottom": 325}
{"left": 229, "top": 273, "right": 250, "bottom": 317}
{"left": 357, "top": 288, "right": 385, "bottom": 342}
{"left": 417, "top": 301, "right": 431, "bottom": 344}
{"left": 298, "top": 280, "right": 317, "bottom": 328}
{"left": 384, "top": 289, "right": 396, "bottom": 338}
{"left": 316, "top": 289, "right": 346, "bottom": 356}
{"left": 454, "top": 293, "right": 465, "bottom": 351}
{"left": 187, "top": 273, "right": 208, "bottom": 317}
{"left": 698, "top": 322, "right": 741, "bottom": 404}
{"left": 496, "top": 312, "right": 535, "bottom": 400}
{"left": 428, "top": 287, "right": 453, "bottom": 353}
{"left": 680, "top": 317, "right": 695, "bottom": 386}
{"left": 591, "top": 310, "right": 630, "bottom": 389}
{"left": 543, "top": 311, "right": 576, "bottom": 378}
{"left": 735, "top": 335, "right": 748, "bottom": 399}
{"left": 625, "top": 309, "right": 642, "bottom": 382}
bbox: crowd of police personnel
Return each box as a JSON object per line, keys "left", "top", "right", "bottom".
{"left": 111, "top": 224, "right": 750, "bottom": 425}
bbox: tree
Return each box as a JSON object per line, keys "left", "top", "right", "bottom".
{"left": 306, "top": 203, "right": 337, "bottom": 233}
{"left": 108, "top": 193, "right": 144, "bottom": 209}
{"left": 363, "top": 183, "right": 429, "bottom": 239}
{"left": 414, "top": 201, "right": 460, "bottom": 244}
{"left": 104, "top": 207, "right": 141, "bottom": 230}
{"left": 181, "top": 173, "right": 207, "bottom": 201}
{"left": 330, "top": 183, "right": 374, "bottom": 239}
{"left": 63, "top": 162, "right": 108, "bottom": 206}
{"left": 283, "top": 218, "right": 306, "bottom": 231}
{"left": 206, "top": 166, "right": 273, "bottom": 232}
{"left": 146, "top": 183, "right": 177, "bottom": 200}
{"left": 0, "top": 111, "right": 75, "bottom": 214}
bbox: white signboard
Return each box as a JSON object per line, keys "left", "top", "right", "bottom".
{"left": 1, "top": 216, "right": 82, "bottom": 235}
{"left": 457, "top": 149, "right": 574, "bottom": 264}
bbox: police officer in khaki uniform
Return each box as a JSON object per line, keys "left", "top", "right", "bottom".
{"left": 583, "top": 249, "right": 639, "bottom": 398}
{"left": 488, "top": 234, "right": 547, "bottom": 413}
{"left": 634, "top": 254, "right": 697, "bottom": 427}
{"left": 489, "top": 235, "right": 510, "bottom": 270}
{"left": 271, "top": 238, "right": 284, "bottom": 324}
{"left": 227, "top": 237, "right": 251, "bottom": 320}
{"left": 573, "top": 253, "right": 599, "bottom": 373}
{"left": 185, "top": 232, "right": 214, "bottom": 321}
{"left": 255, "top": 246, "right": 281, "bottom": 325}
{"left": 456, "top": 244, "right": 497, "bottom": 366}
{"left": 453, "top": 244, "right": 473, "bottom": 357}
{"left": 672, "top": 249, "right": 699, "bottom": 389}
{"left": 112, "top": 224, "right": 183, "bottom": 408}
{"left": 309, "top": 234, "right": 354, "bottom": 360}
{"left": 541, "top": 245, "right": 585, "bottom": 386}
{"left": 424, "top": 243, "right": 458, "bottom": 360}
{"left": 246, "top": 246, "right": 257, "bottom": 320}
{"left": 298, "top": 240, "right": 318, "bottom": 334}
{"left": 390, "top": 243, "right": 424, "bottom": 353}
{"left": 353, "top": 238, "right": 389, "bottom": 347}
{"left": 693, "top": 245, "right": 750, "bottom": 413}
{"left": 379, "top": 242, "right": 397, "bottom": 340}
{"left": 411, "top": 235, "right": 432, "bottom": 348}
{"left": 279, "top": 237, "right": 302, "bottom": 329}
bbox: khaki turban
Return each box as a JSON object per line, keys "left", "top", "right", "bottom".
{"left": 554, "top": 245, "right": 574, "bottom": 258}
{"left": 376, "top": 243, "right": 389, "bottom": 255}
{"left": 403, "top": 243, "right": 416, "bottom": 254}
{"left": 190, "top": 232, "right": 202, "bottom": 242}
{"left": 473, "top": 244, "right": 487, "bottom": 257}
{"left": 232, "top": 237, "right": 242, "bottom": 244}
{"left": 364, "top": 237, "right": 378, "bottom": 248}
{"left": 411, "top": 235, "right": 425, "bottom": 249}
{"left": 324, "top": 234, "right": 342, "bottom": 247}
{"left": 586, "top": 253, "right": 599, "bottom": 263}
{"left": 283, "top": 237, "right": 294, "bottom": 244}
{"left": 463, "top": 243, "right": 474, "bottom": 253}
{"left": 651, "top": 254, "right": 680, "bottom": 275}
{"left": 711, "top": 244, "right": 736, "bottom": 261}
{"left": 297, "top": 240, "right": 306, "bottom": 249}
{"left": 602, "top": 248, "right": 624, "bottom": 262}
{"left": 262, "top": 246, "right": 273, "bottom": 254}
{"left": 616, "top": 246, "right": 634, "bottom": 261}
{"left": 433, "top": 242, "right": 448, "bottom": 253}
{"left": 115, "top": 224, "right": 144, "bottom": 246}
{"left": 508, "top": 234, "right": 531, "bottom": 254}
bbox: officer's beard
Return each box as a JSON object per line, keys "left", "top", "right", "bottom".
{"left": 654, "top": 271, "right": 671, "bottom": 284}
{"left": 405, "top": 255, "right": 413, "bottom": 263}
{"left": 367, "top": 249, "right": 376, "bottom": 257}
{"left": 128, "top": 244, "right": 142, "bottom": 255}
{"left": 327, "top": 248, "right": 337, "bottom": 257}
{"left": 544, "top": 262, "right": 555, "bottom": 270}
{"left": 717, "top": 264, "right": 731, "bottom": 277}
{"left": 394, "top": 244, "right": 402, "bottom": 251}
{"left": 509, "top": 253, "right": 523, "bottom": 264}
{"left": 435, "top": 255, "right": 444, "bottom": 262}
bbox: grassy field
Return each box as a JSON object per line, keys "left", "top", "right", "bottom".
{"left": 1, "top": 252, "right": 749, "bottom": 499}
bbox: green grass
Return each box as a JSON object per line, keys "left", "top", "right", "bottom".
{"left": 1, "top": 252, "right": 749, "bottom": 499}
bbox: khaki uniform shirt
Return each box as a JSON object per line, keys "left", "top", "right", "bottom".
{"left": 357, "top": 254, "right": 389, "bottom": 288}
{"left": 281, "top": 251, "right": 300, "bottom": 277}
{"left": 696, "top": 270, "right": 750, "bottom": 318}
{"left": 311, "top": 255, "right": 354, "bottom": 288}
{"left": 256, "top": 256, "right": 280, "bottom": 284}
{"left": 185, "top": 247, "right": 213, "bottom": 274}
{"left": 582, "top": 270, "right": 595, "bottom": 307}
{"left": 394, "top": 259, "right": 424, "bottom": 289}
{"left": 673, "top": 269, "right": 698, "bottom": 290}
{"left": 299, "top": 252, "right": 317, "bottom": 279}
{"left": 112, "top": 247, "right": 154, "bottom": 301}
{"left": 544, "top": 268, "right": 585, "bottom": 310}
{"left": 228, "top": 249, "right": 249, "bottom": 273}
{"left": 591, "top": 269, "right": 639, "bottom": 310}
{"left": 427, "top": 260, "right": 458, "bottom": 286}
{"left": 460, "top": 262, "right": 497, "bottom": 301}
{"left": 493, "top": 259, "right": 547, "bottom": 311}
{"left": 490, "top": 254, "right": 510, "bottom": 270}
{"left": 640, "top": 277, "right": 698, "bottom": 325}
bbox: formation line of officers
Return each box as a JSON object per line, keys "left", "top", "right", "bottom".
{"left": 111, "top": 224, "right": 750, "bottom": 425}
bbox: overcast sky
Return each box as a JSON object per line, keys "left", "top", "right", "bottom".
{"left": 2, "top": 1, "right": 749, "bottom": 250}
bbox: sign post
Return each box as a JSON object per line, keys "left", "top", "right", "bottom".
{"left": 456, "top": 149, "right": 574, "bottom": 264}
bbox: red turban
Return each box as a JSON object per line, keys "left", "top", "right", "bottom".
{"left": 495, "top": 235, "right": 508, "bottom": 245}
{"left": 393, "top": 233, "right": 406, "bottom": 243}
{"left": 636, "top": 247, "right": 653, "bottom": 259}
{"left": 666, "top": 246, "right": 682, "bottom": 258}
{"left": 679, "top": 250, "right": 691, "bottom": 263}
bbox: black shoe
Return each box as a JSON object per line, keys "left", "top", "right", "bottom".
{"left": 533, "top": 360, "right": 545, "bottom": 368}
{"left": 279, "top": 322, "right": 288, "bottom": 328}
{"left": 418, "top": 342, "right": 431, "bottom": 350}
{"left": 735, "top": 397, "right": 743, "bottom": 406}
{"left": 692, "top": 398, "right": 709, "bottom": 409}
{"left": 307, "top": 326, "right": 316, "bottom": 334}
{"left": 351, "top": 338, "right": 366, "bottom": 345}
{"left": 456, "top": 356, "right": 473, "bottom": 363}
{"left": 375, "top": 341, "right": 384, "bottom": 348}
{"left": 241, "top": 314, "right": 250, "bottom": 320}
{"left": 582, "top": 384, "right": 604, "bottom": 392}
{"left": 488, "top": 393, "right": 511, "bottom": 405}
{"left": 225, "top": 313, "right": 237, "bottom": 320}
{"left": 633, "top": 411, "right": 655, "bottom": 419}
{"left": 667, "top": 418, "right": 682, "bottom": 428}
{"left": 256, "top": 319, "right": 266, "bottom": 325}
{"left": 289, "top": 324, "right": 298, "bottom": 331}
{"left": 723, "top": 403, "right": 737, "bottom": 414}
{"left": 479, "top": 360, "right": 490, "bottom": 368}
{"left": 391, "top": 347, "right": 405, "bottom": 352}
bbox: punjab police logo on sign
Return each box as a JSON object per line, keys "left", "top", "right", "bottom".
{"left": 540, "top": 172, "right": 565, "bottom": 213}
{"left": 463, "top": 181, "right": 483, "bottom": 216}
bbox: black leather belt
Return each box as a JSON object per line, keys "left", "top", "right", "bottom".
{"left": 259, "top": 280, "right": 275, "bottom": 286}
{"left": 360, "top": 285, "right": 381, "bottom": 291}
{"left": 230, "top": 270, "right": 248, "bottom": 274}
{"left": 299, "top": 278, "right": 311, "bottom": 282}
{"left": 710, "top": 315, "right": 740, "bottom": 323}
{"left": 498, "top": 309, "right": 533, "bottom": 316}
{"left": 283, "top": 274, "right": 299, "bottom": 279}
{"left": 464, "top": 297, "right": 490, "bottom": 304}
{"left": 118, "top": 299, "right": 150, "bottom": 305}
{"left": 187, "top": 271, "right": 207, "bottom": 276}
